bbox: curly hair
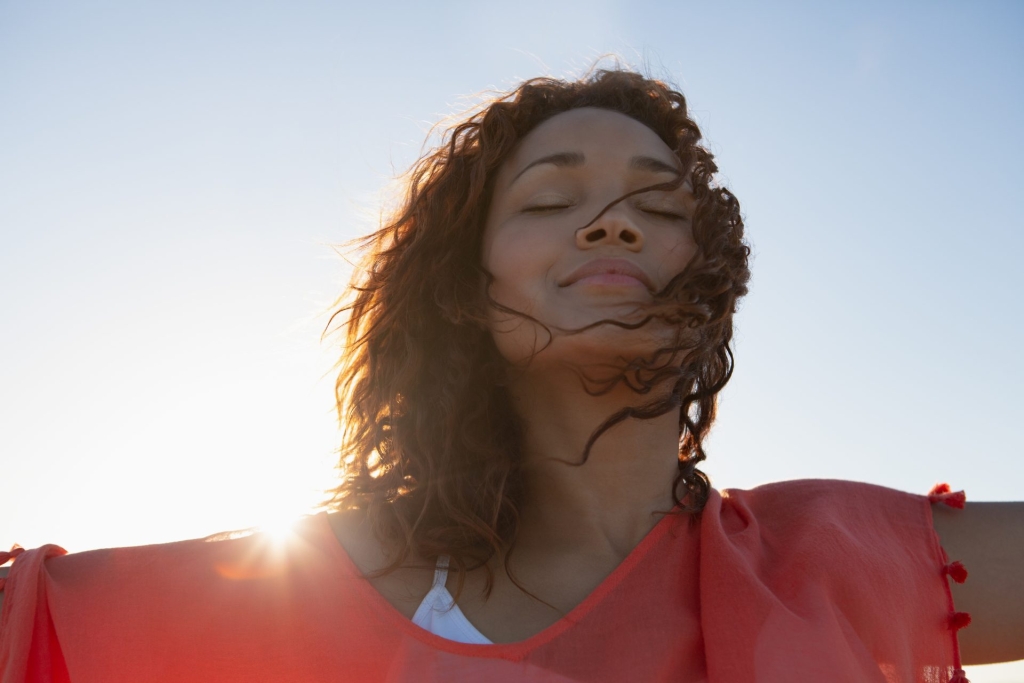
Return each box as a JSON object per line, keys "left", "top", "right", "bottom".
{"left": 324, "top": 68, "right": 751, "bottom": 594}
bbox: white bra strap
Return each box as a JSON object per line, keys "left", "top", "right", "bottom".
{"left": 432, "top": 554, "right": 450, "bottom": 589}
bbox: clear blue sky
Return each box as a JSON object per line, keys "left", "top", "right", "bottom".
{"left": 2, "top": 1, "right": 1022, "bottom": 675}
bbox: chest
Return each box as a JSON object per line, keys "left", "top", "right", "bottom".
{"left": 331, "top": 510, "right": 701, "bottom": 647}
{"left": 371, "top": 556, "right": 625, "bottom": 643}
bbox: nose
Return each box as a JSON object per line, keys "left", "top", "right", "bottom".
{"left": 574, "top": 208, "right": 645, "bottom": 252}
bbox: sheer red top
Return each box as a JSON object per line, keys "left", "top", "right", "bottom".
{"left": 0, "top": 479, "right": 970, "bottom": 683}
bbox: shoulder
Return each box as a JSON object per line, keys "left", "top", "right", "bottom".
{"left": 325, "top": 508, "right": 434, "bottom": 619}
{"left": 4, "top": 517, "right": 337, "bottom": 609}
{"left": 325, "top": 508, "right": 387, "bottom": 574}
{"left": 721, "top": 477, "right": 924, "bottom": 505}
{"left": 718, "top": 478, "right": 929, "bottom": 528}
{"left": 0, "top": 517, "right": 352, "bottom": 632}
{"left": 710, "top": 477, "right": 949, "bottom": 587}
{"left": 711, "top": 478, "right": 940, "bottom": 579}
{"left": 699, "top": 481, "right": 964, "bottom": 675}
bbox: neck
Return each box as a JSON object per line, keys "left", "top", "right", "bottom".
{"left": 506, "top": 367, "right": 682, "bottom": 563}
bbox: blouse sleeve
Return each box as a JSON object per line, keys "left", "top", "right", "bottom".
{"left": 698, "top": 479, "right": 970, "bottom": 683}
{"left": 0, "top": 544, "right": 71, "bottom": 683}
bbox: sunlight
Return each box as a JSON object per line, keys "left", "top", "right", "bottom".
{"left": 256, "top": 517, "right": 303, "bottom": 545}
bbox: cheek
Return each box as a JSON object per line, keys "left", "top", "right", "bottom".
{"left": 482, "top": 227, "right": 552, "bottom": 313}
{"left": 653, "top": 232, "right": 698, "bottom": 283}
{"left": 482, "top": 227, "right": 558, "bottom": 365}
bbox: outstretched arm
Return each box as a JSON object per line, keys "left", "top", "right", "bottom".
{"left": 932, "top": 501, "right": 1024, "bottom": 665}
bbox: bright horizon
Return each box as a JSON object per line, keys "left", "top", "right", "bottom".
{"left": 2, "top": 3, "right": 1022, "bottom": 677}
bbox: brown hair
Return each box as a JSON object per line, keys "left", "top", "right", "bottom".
{"left": 324, "top": 67, "right": 751, "bottom": 592}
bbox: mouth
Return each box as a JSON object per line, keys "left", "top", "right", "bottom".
{"left": 559, "top": 258, "right": 655, "bottom": 292}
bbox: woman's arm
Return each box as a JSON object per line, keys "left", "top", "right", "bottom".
{"left": 931, "top": 501, "right": 1024, "bottom": 664}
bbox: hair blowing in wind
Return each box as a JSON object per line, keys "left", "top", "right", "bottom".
{"left": 324, "top": 68, "right": 751, "bottom": 593}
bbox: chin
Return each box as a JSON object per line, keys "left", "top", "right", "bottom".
{"left": 569, "top": 328, "right": 675, "bottom": 366}
{"left": 498, "top": 321, "right": 680, "bottom": 375}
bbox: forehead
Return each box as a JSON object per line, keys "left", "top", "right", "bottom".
{"left": 497, "top": 107, "right": 675, "bottom": 182}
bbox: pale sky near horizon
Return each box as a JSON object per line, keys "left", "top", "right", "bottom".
{"left": 2, "top": 2, "right": 1022, "bottom": 676}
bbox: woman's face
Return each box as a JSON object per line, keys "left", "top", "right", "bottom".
{"left": 481, "top": 107, "right": 698, "bottom": 368}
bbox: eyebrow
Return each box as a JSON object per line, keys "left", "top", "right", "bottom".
{"left": 510, "top": 152, "right": 585, "bottom": 185}
{"left": 509, "top": 152, "right": 681, "bottom": 187}
{"left": 628, "top": 155, "right": 681, "bottom": 176}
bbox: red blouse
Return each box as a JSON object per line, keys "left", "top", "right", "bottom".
{"left": 0, "top": 479, "right": 969, "bottom": 682}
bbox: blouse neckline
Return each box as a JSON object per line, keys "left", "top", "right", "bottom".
{"left": 311, "top": 503, "right": 691, "bottom": 658}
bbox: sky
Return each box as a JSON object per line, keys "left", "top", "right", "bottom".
{"left": 1, "top": 1, "right": 1022, "bottom": 676}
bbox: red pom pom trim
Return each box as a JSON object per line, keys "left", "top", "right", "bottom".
{"left": 928, "top": 483, "right": 966, "bottom": 509}
{"left": 930, "top": 484, "right": 971, "bottom": 681}
{"left": 943, "top": 561, "right": 968, "bottom": 583}
{"left": 949, "top": 611, "right": 972, "bottom": 631}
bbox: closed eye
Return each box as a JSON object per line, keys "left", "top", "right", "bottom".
{"left": 523, "top": 202, "right": 574, "bottom": 213}
{"left": 641, "top": 208, "right": 688, "bottom": 221}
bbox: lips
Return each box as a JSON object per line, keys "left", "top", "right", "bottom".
{"left": 559, "top": 258, "right": 655, "bottom": 292}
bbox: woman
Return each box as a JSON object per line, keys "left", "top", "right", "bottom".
{"left": 1, "top": 68, "right": 1021, "bottom": 682}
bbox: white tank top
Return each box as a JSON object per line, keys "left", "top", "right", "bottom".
{"left": 410, "top": 555, "right": 493, "bottom": 644}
